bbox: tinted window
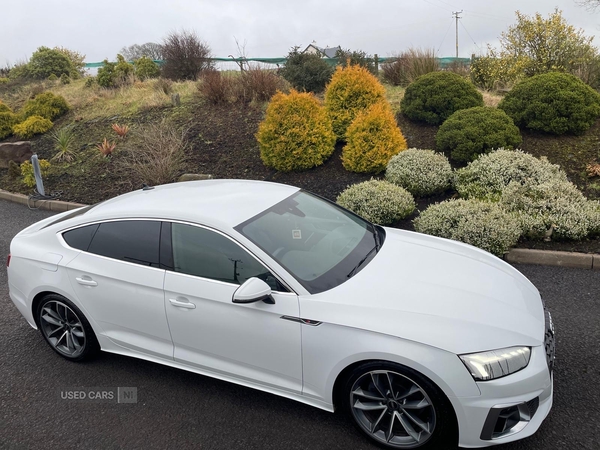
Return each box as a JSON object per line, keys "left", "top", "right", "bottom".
{"left": 171, "top": 223, "right": 285, "bottom": 290}
{"left": 87, "top": 221, "right": 161, "bottom": 267}
{"left": 62, "top": 224, "right": 99, "bottom": 251}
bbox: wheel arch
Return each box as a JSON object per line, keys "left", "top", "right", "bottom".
{"left": 32, "top": 290, "right": 61, "bottom": 328}
{"left": 331, "top": 358, "right": 459, "bottom": 420}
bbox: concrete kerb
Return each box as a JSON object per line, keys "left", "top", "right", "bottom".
{"left": 1, "top": 188, "right": 599, "bottom": 271}
{"left": 504, "top": 248, "right": 598, "bottom": 271}
{"left": 0, "top": 189, "right": 86, "bottom": 212}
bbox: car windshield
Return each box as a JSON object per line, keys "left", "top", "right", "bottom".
{"left": 235, "top": 191, "right": 383, "bottom": 294}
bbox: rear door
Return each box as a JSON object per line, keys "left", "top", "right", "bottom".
{"left": 63, "top": 220, "right": 173, "bottom": 359}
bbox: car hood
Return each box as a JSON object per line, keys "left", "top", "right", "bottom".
{"left": 300, "top": 228, "right": 545, "bottom": 354}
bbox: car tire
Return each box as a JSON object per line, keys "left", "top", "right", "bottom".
{"left": 36, "top": 294, "right": 100, "bottom": 361}
{"left": 340, "top": 361, "right": 458, "bottom": 449}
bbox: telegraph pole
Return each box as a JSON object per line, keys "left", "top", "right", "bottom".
{"left": 453, "top": 10, "right": 463, "bottom": 58}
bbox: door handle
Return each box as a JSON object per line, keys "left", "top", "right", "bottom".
{"left": 169, "top": 298, "right": 196, "bottom": 309}
{"left": 76, "top": 276, "right": 98, "bottom": 287}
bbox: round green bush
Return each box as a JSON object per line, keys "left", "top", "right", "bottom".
{"left": 436, "top": 107, "right": 522, "bottom": 162}
{"left": 385, "top": 148, "right": 452, "bottom": 196}
{"left": 134, "top": 56, "right": 161, "bottom": 81}
{"left": 26, "top": 46, "right": 76, "bottom": 79}
{"left": 498, "top": 72, "right": 600, "bottom": 135}
{"left": 342, "top": 102, "right": 408, "bottom": 173}
{"left": 257, "top": 90, "right": 335, "bottom": 172}
{"left": 413, "top": 199, "right": 521, "bottom": 256}
{"left": 454, "top": 149, "right": 567, "bottom": 200}
{"left": 21, "top": 92, "right": 69, "bottom": 121}
{"left": 280, "top": 47, "right": 334, "bottom": 93}
{"left": 336, "top": 179, "right": 415, "bottom": 225}
{"left": 400, "top": 71, "right": 483, "bottom": 125}
{"left": 12, "top": 115, "right": 53, "bottom": 138}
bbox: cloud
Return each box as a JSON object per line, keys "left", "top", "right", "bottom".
{"left": 1, "top": 0, "right": 600, "bottom": 66}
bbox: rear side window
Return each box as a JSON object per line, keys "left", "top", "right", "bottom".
{"left": 62, "top": 224, "right": 99, "bottom": 251}
{"left": 87, "top": 221, "right": 161, "bottom": 267}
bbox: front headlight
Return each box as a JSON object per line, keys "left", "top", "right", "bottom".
{"left": 459, "top": 346, "right": 531, "bottom": 381}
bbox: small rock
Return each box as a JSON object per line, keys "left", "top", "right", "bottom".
{"left": 0, "top": 141, "right": 33, "bottom": 168}
{"left": 178, "top": 173, "right": 213, "bottom": 182}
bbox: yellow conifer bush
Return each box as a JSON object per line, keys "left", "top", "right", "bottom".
{"left": 342, "top": 102, "right": 408, "bottom": 173}
{"left": 0, "top": 102, "right": 18, "bottom": 139}
{"left": 324, "top": 65, "right": 386, "bottom": 140}
{"left": 13, "top": 115, "right": 53, "bottom": 139}
{"left": 257, "top": 90, "right": 335, "bottom": 172}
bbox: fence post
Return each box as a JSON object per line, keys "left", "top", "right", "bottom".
{"left": 374, "top": 54, "right": 379, "bottom": 75}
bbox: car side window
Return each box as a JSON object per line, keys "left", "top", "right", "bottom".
{"left": 62, "top": 224, "right": 99, "bottom": 251}
{"left": 86, "top": 220, "right": 161, "bottom": 267}
{"left": 170, "top": 222, "right": 286, "bottom": 291}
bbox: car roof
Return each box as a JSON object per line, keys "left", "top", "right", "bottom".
{"left": 78, "top": 179, "right": 300, "bottom": 230}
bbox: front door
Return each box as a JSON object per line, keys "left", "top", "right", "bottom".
{"left": 163, "top": 222, "right": 302, "bottom": 393}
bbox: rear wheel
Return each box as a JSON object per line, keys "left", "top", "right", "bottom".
{"left": 37, "top": 294, "right": 99, "bottom": 361}
{"left": 341, "top": 361, "right": 458, "bottom": 449}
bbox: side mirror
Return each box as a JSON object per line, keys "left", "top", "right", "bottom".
{"left": 232, "top": 278, "right": 275, "bottom": 305}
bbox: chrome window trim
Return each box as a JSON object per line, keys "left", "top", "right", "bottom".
{"left": 57, "top": 217, "right": 297, "bottom": 295}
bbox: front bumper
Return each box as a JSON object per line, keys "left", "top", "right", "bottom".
{"left": 454, "top": 343, "right": 554, "bottom": 448}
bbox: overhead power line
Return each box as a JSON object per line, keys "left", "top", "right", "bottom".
{"left": 437, "top": 18, "right": 455, "bottom": 54}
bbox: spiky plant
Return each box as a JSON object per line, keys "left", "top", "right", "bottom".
{"left": 111, "top": 123, "right": 130, "bottom": 138}
{"left": 51, "top": 127, "right": 76, "bottom": 162}
{"left": 97, "top": 138, "right": 116, "bottom": 157}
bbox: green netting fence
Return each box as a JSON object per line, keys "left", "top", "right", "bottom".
{"left": 84, "top": 56, "right": 471, "bottom": 69}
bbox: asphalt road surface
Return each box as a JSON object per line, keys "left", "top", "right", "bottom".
{"left": 1, "top": 199, "right": 599, "bottom": 449}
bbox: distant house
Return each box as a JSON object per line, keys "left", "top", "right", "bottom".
{"left": 302, "top": 44, "right": 341, "bottom": 58}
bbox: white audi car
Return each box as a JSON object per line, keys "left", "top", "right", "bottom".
{"left": 7, "top": 180, "right": 554, "bottom": 449}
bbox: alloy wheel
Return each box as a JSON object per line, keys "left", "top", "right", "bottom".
{"left": 350, "top": 370, "right": 436, "bottom": 448}
{"left": 39, "top": 300, "right": 86, "bottom": 358}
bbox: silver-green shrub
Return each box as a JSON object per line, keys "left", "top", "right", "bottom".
{"left": 500, "top": 180, "right": 600, "bottom": 240}
{"left": 337, "top": 179, "right": 415, "bottom": 225}
{"left": 413, "top": 199, "right": 522, "bottom": 256}
{"left": 385, "top": 148, "right": 452, "bottom": 197}
{"left": 454, "top": 149, "right": 567, "bottom": 200}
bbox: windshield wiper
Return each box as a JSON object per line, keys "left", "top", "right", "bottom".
{"left": 347, "top": 226, "right": 381, "bottom": 278}
{"left": 347, "top": 244, "right": 378, "bottom": 278}
{"left": 373, "top": 225, "right": 381, "bottom": 251}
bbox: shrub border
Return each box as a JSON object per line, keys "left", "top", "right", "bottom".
{"left": 1, "top": 188, "right": 598, "bottom": 271}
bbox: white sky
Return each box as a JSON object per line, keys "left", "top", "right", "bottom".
{"left": 2, "top": 0, "right": 600, "bottom": 66}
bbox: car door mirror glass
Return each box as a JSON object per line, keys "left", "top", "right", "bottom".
{"left": 232, "top": 278, "right": 275, "bottom": 304}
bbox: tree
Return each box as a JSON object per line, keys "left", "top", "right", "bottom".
{"left": 471, "top": 9, "right": 600, "bottom": 89}
{"left": 161, "top": 30, "right": 213, "bottom": 81}
{"left": 576, "top": 1, "right": 600, "bottom": 10}
{"left": 497, "top": 9, "right": 597, "bottom": 77}
{"left": 54, "top": 47, "right": 86, "bottom": 78}
{"left": 335, "top": 48, "right": 376, "bottom": 74}
{"left": 25, "top": 46, "right": 76, "bottom": 79}
{"left": 279, "top": 46, "right": 334, "bottom": 93}
{"left": 120, "top": 42, "right": 164, "bottom": 61}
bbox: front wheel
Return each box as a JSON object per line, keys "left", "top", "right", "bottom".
{"left": 37, "top": 294, "right": 99, "bottom": 361}
{"left": 340, "top": 361, "right": 458, "bottom": 449}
